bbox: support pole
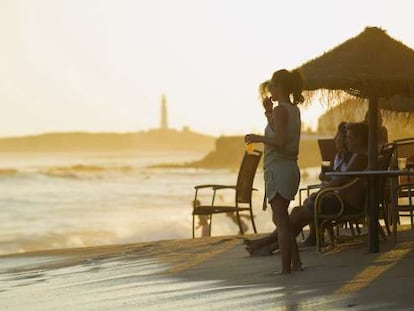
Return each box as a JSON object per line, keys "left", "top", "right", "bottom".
{"left": 367, "top": 96, "right": 379, "bottom": 253}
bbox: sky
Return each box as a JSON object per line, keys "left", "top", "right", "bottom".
{"left": 1, "top": 0, "right": 414, "bottom": 138}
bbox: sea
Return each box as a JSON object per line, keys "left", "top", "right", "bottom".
{"left": 0, "top": 151, "right": 320, "bottom": 256}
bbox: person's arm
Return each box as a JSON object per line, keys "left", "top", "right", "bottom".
{"left": 245, "top": 105, "right": 288, "bottom": 148}
{"left": 323, "top": 153, "right": 367, "bottom": 188}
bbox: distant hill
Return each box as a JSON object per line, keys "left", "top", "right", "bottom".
{"left": 0, "top": 128, "right": 215, "bottom": 152}
{"left": 156, "top": 134, "right": 329, "bottom": 169}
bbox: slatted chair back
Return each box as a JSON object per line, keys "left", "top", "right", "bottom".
{"left": 317, "top": 139, "right": 337, "bottom": 164}
{"left": 392, "top": 137, "right": 414, "bottom": 228}
{"left": 393, "top": 137, "right": 414, "bottom": 170}
{"left": 236, "top": 150, "right": 262, "bottom": 204}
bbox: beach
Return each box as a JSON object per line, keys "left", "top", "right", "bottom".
{"left": 2, "top": 226, "right": 414, "bottom": 310}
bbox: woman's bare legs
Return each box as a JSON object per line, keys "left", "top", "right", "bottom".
{"left": 270, "top": 194, "right": 292, "bottom": 274}
{"left": 289, "top": 205, "right": 314, "bottom": 270}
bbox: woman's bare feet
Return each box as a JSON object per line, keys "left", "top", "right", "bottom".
{"left": 245, "top": 241, "right": 279, "bottom": 256}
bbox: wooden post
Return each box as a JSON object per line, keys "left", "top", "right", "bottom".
{"left": 367, "top": 96, "right": 379, "bottom": 253}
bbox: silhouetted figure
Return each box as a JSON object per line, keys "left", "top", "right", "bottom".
{"left": 193, "top": 199, "right": 210, "bottom": 237}
{"left": 225, "top": 212, "right": 249, "bottom": 234}
{"left": 245, "top": 69, "right": 305, "bottom": 274}
{"left": 319, "top": 121, "right": 353, "bottom": 184}
{"left": 196, "top": 215, "right": 210, "bottom": 237}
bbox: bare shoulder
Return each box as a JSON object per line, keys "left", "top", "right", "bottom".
{"left": 273, "top": 105, "right": 288, "bottom": 121}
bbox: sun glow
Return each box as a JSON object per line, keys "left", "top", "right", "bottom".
{"left": 1, "top": 0, "right": 413, "bottom": 137}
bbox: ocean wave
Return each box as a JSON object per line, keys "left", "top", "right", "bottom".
{"left": 0, "top": 230, "right": 119, "bottom": 256}
{"left": 0, "top": 164, "right": 138, "bottom": 180}
{"left": 42, "top": 164, "right": 134, "bottom": 179}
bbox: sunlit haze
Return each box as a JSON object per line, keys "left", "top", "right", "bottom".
{"left": 1, "top": 0, "right": 413, "bottom": 137}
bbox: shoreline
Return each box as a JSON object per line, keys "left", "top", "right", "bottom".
{"left": 2, "top": 228, "right": 414, "bottom": 310}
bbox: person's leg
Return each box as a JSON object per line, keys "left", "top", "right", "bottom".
{"left": 245, "top": 205, "right": 308, "bottom": 256}
{"left": 244, "top": 229, "right": 278, "bottom": 248}
{"left": 245, "top": 240, "right": 279, "bottom": 256}
{"left": 289, "top": 204, "right": 315, "bottom": 269}
{"left": 302, "top": 223, "right": 316, "bottom": 246}
{"left": 296, "top": 196, "right": 317, "bottom": 246}
{"left": 270, "top": 194, "right": 292, "bottom": 274}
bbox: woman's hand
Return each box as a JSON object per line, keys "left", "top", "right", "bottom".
{"left": 245, "top": 134, "right": 263, "bottom": 144}
{"left": 262, "top": 97, "right": 273, "bottom": 112}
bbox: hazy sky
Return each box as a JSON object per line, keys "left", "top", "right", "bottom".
{"left": 1, "top": 0, "right": 413, "bottom": 137}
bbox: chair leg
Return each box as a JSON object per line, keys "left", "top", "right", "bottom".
{"left": 249, "top": 207, "right": 257, "bottom": 234}
{"left": 208, "top": 215, "right": 213, "bottom": 237}
{"left": 382, "top": 202, "right": 392, "bottom": 236}
{"left": 349, "top": 221, "right": 356, "bottom": 236}
{"left": 192, "top": 215, "right": 195, "bottom": 239}
{"left": 356, "top": 221, "right": 361, "bottom": 235}
{"left": 326, "top": 223, "right": 335, "bottom": 246}
{"left": 315, "top": 216, "right": 322, "bottom": 252}
{"left": 234, "top": 210, "right": 244, "bottom": 235}
{"left": 378, "top": 221, "right": 387, "bottom": 240}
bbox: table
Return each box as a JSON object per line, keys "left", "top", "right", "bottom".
{"left": 326, "top": 169, "right": 414, "bottom": 252}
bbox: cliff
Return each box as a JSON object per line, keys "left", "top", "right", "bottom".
{"left": 172, "top": 134, "right": 325, "bottom": 169}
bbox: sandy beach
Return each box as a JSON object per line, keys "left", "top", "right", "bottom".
{"left": 1, "top": 227, "right": 414, "bottom": 311}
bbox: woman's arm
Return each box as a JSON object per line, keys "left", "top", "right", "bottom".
{"left": 245, "top": 105, "right": 288, "bottom": 147}
{"left": 324, "top": 153, "right": 367, "bottom": 188}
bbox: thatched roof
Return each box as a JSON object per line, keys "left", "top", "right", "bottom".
{"left": 297, "top": 27, "right": 414, "bottom": 98}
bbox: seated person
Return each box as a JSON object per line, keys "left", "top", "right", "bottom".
{"left": 245, "top": 122, "right": 368, "bottom": 256}
{"left": 319, "top": 121, "right": 353, "bottom": 184}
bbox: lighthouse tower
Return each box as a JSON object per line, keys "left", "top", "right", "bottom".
{"left": 160, "top": 94, "right": 168, "bottom": 130}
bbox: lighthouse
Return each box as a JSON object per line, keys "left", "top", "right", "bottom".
{"left": 160, "top": 94, "right": 168, "bottom": 130}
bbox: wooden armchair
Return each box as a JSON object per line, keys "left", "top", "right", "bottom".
{"left": 192, "top": 149, "right": 262, "bottom": 238}
{"left": 314, "top": 144, "right": 396, "bottom": 251}
{"left": 313, "top": 178, "right": 365, "bottom": 251}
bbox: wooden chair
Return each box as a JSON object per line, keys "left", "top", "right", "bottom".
{"left": 377, "top": 143, "right": 396, "bottom": 235}
{"left": 314, "top": 178, "right": 365, "bottom": 251}
{"left": 192, "top": 149, "right": 262, "bottom": 238}
{"left": 392, "top": 137, "right": 414, "bottom": 228}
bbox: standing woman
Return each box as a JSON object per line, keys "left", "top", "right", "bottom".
{"left": 245, "top": 69, "right": 304, "bottom": 274}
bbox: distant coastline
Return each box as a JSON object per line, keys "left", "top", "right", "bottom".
{"left": 0, "top": 128, "right": 215, "bottom": 153}
{"left": 0, "top": 130, "right": 329, "bottom": 169}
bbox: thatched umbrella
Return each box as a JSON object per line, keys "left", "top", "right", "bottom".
{"left": 297, "top": 27, "right": 414, "bottom": 252}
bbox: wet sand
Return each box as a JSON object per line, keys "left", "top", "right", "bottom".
{"left": 1, "top": 227, "right": 414, "bottom": 310}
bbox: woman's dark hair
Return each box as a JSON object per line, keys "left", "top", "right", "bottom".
{"left": 259, "top": 69, "right": 304, "bottom": 104}
{"left": 336, "top": 121, "right": 352, "bottom": 161}
{"left": 337, "top": 121, "right": 348, "bottom": 140}
{"left": 346, "top": 122, "right": 369, "bottom": 149}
